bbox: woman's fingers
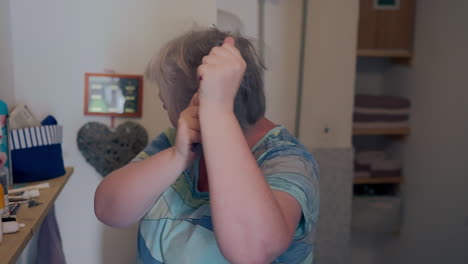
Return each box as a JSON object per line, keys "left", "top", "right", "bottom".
{"left": 202, "top": 38, "right": 242, "bottom": 69}
{"left": 190, "top": 93, "right": 200, "bottom": 107}
{"left": 180, "top": 99, "right": 200, "bottom": 132}
{"left": 224, "top": 36, "right": 235, "bottom": 46}
{"left": 222, "top": 37, "right": 242, "bottom": 57}
{"left": 188, "top": 129, "right": 201, "bottom": 144}
{"left": 209, "top": 46, "right": 231, "bottom": 58}
{"left": 186, "top": 116, "right": 200, "bottom": 131}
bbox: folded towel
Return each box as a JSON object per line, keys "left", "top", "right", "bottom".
{"left": 353, "top": 113, "right": 409, "bottom": 122}
{"left": 371, "top": 159, "right": 402, "bottom": 171}
{"left": 354, "top": 107, "right": 410, "bottom": 115}
{"left": 355, "top": 171, "right": 371, "bottom": 178}
{"left": 370, "top": 159, "right": 402, "bottom": 178}
{"left": 371, "top": 169, "right": 401, "bottom": 178}
{"left": 355, "top": 151, "right": 387, "bottom": 165}
{"left": 354, "top": 161, "right": 371, "bottom": 172}
{"left": 353, "top": 121, "right": 410, "bottom": 130}
{"left": 355, "top": 94, "right": 410, "bottom": 109}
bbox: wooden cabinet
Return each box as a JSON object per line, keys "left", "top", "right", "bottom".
{"left": 358, "top": 0, "right": 415, "bottom": 58}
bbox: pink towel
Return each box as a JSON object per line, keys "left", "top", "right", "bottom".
{"left": 353, "top": 113, "right": 409, "bottom": 122}
{"left": 353, "top": 121, "right": 410, "bottom": 130}
{"left": 355, "top": 94, "right": 410, "bottom": 109}
{"left": 354, "top": 107, "right": 410, "bottom": 115}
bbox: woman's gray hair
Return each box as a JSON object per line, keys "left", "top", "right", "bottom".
{"left": 146, "top": 27, "right": 266, "bottom": 128}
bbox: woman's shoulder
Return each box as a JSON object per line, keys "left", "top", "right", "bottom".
{"left": 256, "top": 126, "right": 320, "bottom": 247}
{"left": 253, "top": 126, "right": 315, "bottom": 164}
{"left": 132, "top": 128, "right": 175, "bottom": 162}
{"left": 253, "top": 126, "right": 319, "bottom": 182}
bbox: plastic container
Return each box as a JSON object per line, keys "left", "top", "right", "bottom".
{"left": 2, "top": 221, "right": 25, "bottom": 234}
{"left": 0, "top": 186, "right": 4, "bottom": 243}
{"left": 0, "top": 100, "right": 13, "bottom": 188}
{"left": 0, "top": 168, "right": 9, "bottom": 218}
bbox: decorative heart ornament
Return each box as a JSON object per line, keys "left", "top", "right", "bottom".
{"left": 77, "top": 121, "right": 148, "bottom": 176}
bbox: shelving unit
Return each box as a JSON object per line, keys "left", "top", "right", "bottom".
{"left": 350, "top": 2, "right": 415, "bottom": 261}
{"left": 357, "top": 49, "right": 413, "bottom": 64}
{"left": 353, "top": 0, "right": 415, "bottom": 187}
{"left": 357, "top": 0, "right": 415, "bottom": 64}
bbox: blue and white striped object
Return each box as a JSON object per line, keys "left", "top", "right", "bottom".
{"left": 10, "top": 125, "right": 63, "bottom": 150}
{"left": 10, "top": 125, "right": 65, "bottom": 183}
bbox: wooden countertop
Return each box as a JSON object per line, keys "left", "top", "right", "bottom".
{"left": 0, "top": 167, "right": 73, "bottom": 264}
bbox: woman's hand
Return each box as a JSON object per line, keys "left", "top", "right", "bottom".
{"left": 96, "top": 95, "right": 201, "bottom": 227}
{"left": 197, "top": 37, "right": 246, "bottom": 112}
{"left": 173, "top": 93, "right": 201, "bottom": 168}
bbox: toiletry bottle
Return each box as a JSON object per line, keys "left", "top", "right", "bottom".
{"left": 0, "top": 100, "right": 11, "bottom": 218}
{"left": 0, "top": 100, "right": 12, "bottom": 188}
{"left": 0, "top": 186, "right": 4, "bottom": 243}
{"left": 0, "top": 169, "right": 9, "bottom": 218}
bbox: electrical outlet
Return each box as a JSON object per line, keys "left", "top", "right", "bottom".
{"left": 318, "top": 123, "right": 337, "bottom": 146}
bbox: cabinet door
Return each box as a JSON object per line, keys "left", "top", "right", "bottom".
{"left": 358, "top": 0, "right": 379, "bottom": 49}
{"left": 358, "top": 0, "right": 415, "bottom": 51}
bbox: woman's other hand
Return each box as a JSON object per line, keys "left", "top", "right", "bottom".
{"left": 197, "top": 37, "right": 246, "bottom": 112}
{"left": 173, "top": 93, "right": 201, "bottom": 168}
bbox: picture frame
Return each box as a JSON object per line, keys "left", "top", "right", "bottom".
{"left": 84, "top": 73, "right": 143, "bottom": 117}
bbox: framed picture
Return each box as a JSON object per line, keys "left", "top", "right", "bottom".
{"left": 374, "top": 0, "right": 400, "bottom": 10}
{"left": 84, "top": 73, "right": 143, "bottom": 117}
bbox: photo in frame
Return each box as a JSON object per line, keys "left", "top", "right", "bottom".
{"left": 84, "top": 73, "right": 143, "bottom": 117}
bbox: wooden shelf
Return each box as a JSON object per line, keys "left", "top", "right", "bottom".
{"left": 353, "top": 126, "right": 410, "bottom": 136}
{"left": 354, "top": 176, "right": 403, "bottom": 185}
{"left": 357, "top": 49, "right": 412, "bottom": 58}
{"left": 1, "top": 167, "right": 73, "bottom": 263}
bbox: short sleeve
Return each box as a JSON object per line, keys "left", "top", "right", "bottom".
{"left": 260, "top": 148, "right": 320, "bottom": 240}
{"left": 131, "top": 128, "right": 176, "bottom": 163}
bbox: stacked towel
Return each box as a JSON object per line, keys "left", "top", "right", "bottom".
{"left": 354, "top": 150, "right": 402, "bottom": 178}
{"left": 354, "top": 95, "right": 410, "bottom": 129}
{"left": 370, "top": 159, "right": 402, "bottom": 178}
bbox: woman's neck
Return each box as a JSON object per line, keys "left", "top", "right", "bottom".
{"left": 244, "top": 117, "right": 277, "bottom": 149}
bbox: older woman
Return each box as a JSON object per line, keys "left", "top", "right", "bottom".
{"left": 94, "top": 28, "right": 319, "bottom": 264}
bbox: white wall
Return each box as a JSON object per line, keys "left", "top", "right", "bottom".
{"left": 8, "top": 1, "right": 215, "bottom": 263}
{"left": 0, "top": 0, "right": 15, "bottom": 106}
{"left": 262, "top": 0, "right": 303, "bottom": 132}
{"left": 217, "top": 0, "right": 258, "bottom": 39}
{"left": 299, "top": 0, "right": 358, "bottom": 148}
{"left": 217, "top": 0, "right": 303, "bottom": 133}
{"left": 218, "top": 0, "right": 359, "bottom": 147}
{"left": 377, "top": 1, "right": 468, "bottom": 263}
